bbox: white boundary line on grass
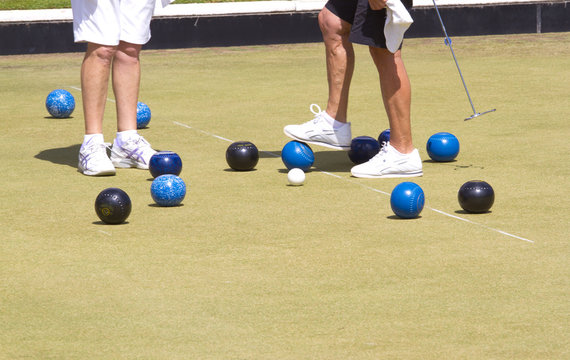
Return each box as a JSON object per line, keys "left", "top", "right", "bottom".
{"left": 343, "top": 178, "right": 533, "bottom": 243}
{"left": 66, "top": 82, "right": 532, "bottom": 243}
{"left": 172, "top": 120, "right": 534, "bottom": 244}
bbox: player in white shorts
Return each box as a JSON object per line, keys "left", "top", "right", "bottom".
{"left": 71, "top": 0, "right": 173, "bottom": 176}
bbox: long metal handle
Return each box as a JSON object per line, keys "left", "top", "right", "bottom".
{"left": 432, "top": 0, "right": 477, "bottom": 114}
{"left": 432, "top": 0, "right": 496, "bottom": 120}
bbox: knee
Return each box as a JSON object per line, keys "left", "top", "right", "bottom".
{"left": 115, "top": 42, "right": 142, "bottom": 64}
{"left": 318, "top": 8, "right": 348, "bottom": 39}
{"left": 318, "top": 9, "right": 335, "bottom": 35}
{"left": 87, "top": 44, "right": 117, "bottom": 66}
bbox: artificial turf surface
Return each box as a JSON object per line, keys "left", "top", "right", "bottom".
{"left": 0, "top": 33, "right": 568, "bottom": 359}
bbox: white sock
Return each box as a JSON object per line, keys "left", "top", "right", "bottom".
{"left": 322, "top": 111, "right": 348, "bottom": 129}
{"left": 388, "top": 143, "right": 404, "bottom": 156}
{"left": 332, "top": 119, "right": 349, "bottom": 129}
{"left": 82, "top": 133, "right": 104, "bottom": 149}
{"left": 388, "top": 142, "right": 415, "bottom": 156}
{"left": 116, "top": 130, "right": 138, "bottom": 143}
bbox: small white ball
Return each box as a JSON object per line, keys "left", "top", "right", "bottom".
{"left": 287, "top": 168, "right": 305, "bottom": 186}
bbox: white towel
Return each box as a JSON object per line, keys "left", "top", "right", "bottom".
{"left": 384, "top": 0, "right": 414, "bottom": 53}
{"left": 158, "top": 0, "right": 175, "bottom": 8}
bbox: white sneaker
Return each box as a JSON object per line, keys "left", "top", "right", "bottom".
{"left": 351, "top": 142, "right": 423, "bottom": 178}
{"left": 284, "top": 104, "right": 352, "bottom": 150}
{"left": 78, "top": 140, "right": 116, "bottom": 176}
{"left": 110, "top": 134, "right": 156, "bottom": 169}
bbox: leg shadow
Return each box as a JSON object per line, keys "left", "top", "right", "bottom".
{"left": 35, "top": 144, "right": 81, "bottom": 168}
{"left": 313, "top": 150, "right": 353, "bottom": 173}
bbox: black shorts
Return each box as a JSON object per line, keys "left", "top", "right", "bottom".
{"left": 325, "top": 0, "right": 413, "bottom": 49}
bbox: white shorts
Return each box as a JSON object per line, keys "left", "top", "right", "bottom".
{"left": 71, "top": 0, "right": 158, "bottom": 46}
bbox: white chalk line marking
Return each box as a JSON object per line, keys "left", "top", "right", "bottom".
{"left": 98, "top": 230, "right": 112, "bottom": 236}
{"left": 338, "top": 176, "right": 532, "bottom": 243}
{"left": 174, "top": 122, "right": 533, "bottom": 243}
{"left": 66, "top": 86, "right": 533, "bottom": 243}
{"left": 430, "top": 209, "right": 533, "bottom": 243}
{"left": 173, "top": 121, "right": 280, "bottom": 159}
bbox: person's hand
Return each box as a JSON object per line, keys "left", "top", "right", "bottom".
{"left": 369, "top": 0, "right": 388, "bottom": 10}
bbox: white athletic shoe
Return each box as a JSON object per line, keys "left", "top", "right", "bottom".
{"left": 351, "top": 142, "right": 423, "bottom": 178}
{"left": 283, "top": 104, "right": 352, "bottom": 150}
{"left": 78, "top": 140, "right": 116, "bottom": 176}
{"left": 110, "top": 134, "right": 156, "bottom": 169}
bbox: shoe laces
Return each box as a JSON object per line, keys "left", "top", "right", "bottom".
{"left": 308, "top": 103, "right": 327, "bottom": 124}
{"left": 114, "top": 135, "right": 152, "bottom": 162}
{"left": 80, "top": 141, "right": 111, "bottom": 166}
{"left": 369, "top": 142, "right": 391, "bottom": 163}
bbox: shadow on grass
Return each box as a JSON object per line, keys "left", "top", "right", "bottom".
{"left": 313, "top": 150, "right": 353, "bottom": 173}
{"left": 44, "top": 116, "right": 75, "bottom": 120}
{"left": 35, "top": 143, "right": 81, "bottom": 168}
{"left": 455, "top": 210, "right": 492, "bottom": 215}
{"left": 275, "top": 150, "right": 352, "bottom": 173}
{"left": 423, "top": 159, "right": 485, "bottom": 170}
{"left": 387, "top": 215, "right": 423, "bottom": 220}
{"left": 278, "top": 168, "right": 312, "bottom": 174}
{"left": 148, "top": 203, "right": 185, "bottom": 208}
{"left": 92, "top": 221, "right": 130, "bottom": 226}
{"left": 223, "top": 168, "right": 258, "bottom": 172}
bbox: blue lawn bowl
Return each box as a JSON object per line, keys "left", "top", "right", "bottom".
{"left": 151, "top": 174, "right": 186, "bottom": 207}
{"left": 390, "top": 182, "right": 425, "bottom": 219}
{"left": 378, "top": 129, "right": 391, "bottom": 148}
{"left": 348, "top": 136, "right": 380, "bottom": 164}
{"left": 281, "top": 140, "right": 314, "bottom": 171}
{"left": 45, "top": 89, "right": 75, "bottom": 118}
{"left": 149, "top": 151, "right": 183, "bottom": 178}
{"left": 426, "top": 132, "right": 460, "bottom": 162}
{"left": 136, "top": 101, "right": 151, "bottom": 129}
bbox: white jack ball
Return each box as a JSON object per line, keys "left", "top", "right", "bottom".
{"left": 287, "top": 168, "right": 305, "bottom": 186}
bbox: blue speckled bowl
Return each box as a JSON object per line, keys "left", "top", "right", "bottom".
{"left": 150, "top": 174, "right": 186, "bottom": 207}
{"left": 45, "top": 89, "right": 75, "bottom": 118}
